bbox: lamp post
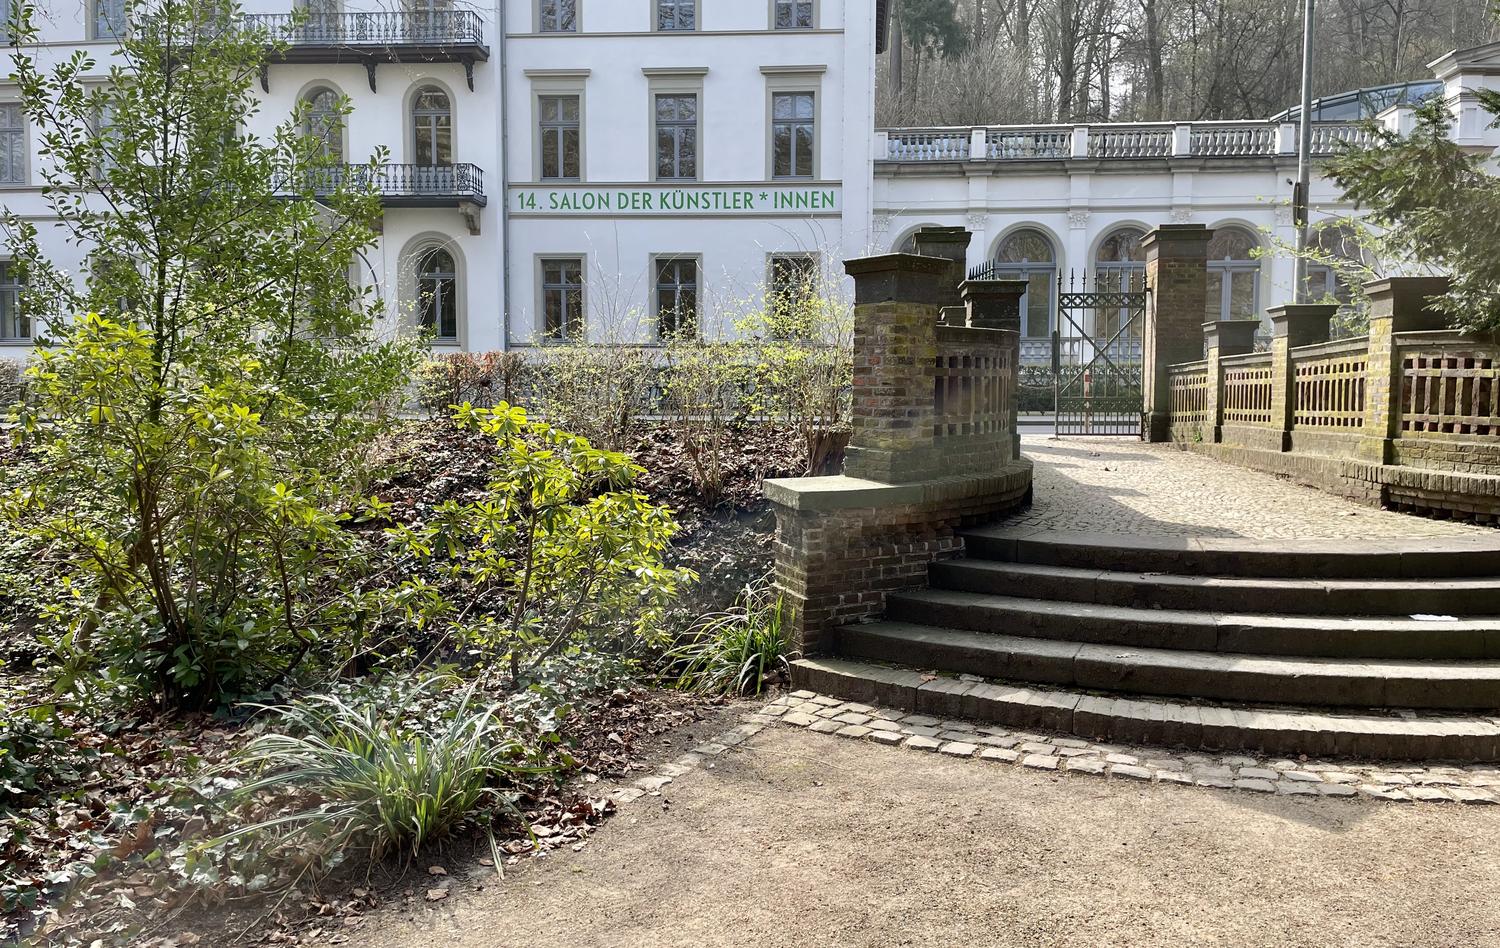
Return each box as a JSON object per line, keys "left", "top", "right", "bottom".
{"left": 1292, "top": 0, "right": 1316, "bottom": 302}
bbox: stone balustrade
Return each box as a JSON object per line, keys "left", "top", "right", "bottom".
{"left": 764, "top": 230, "right": 1033, "bottom": 652}
{"left": 1155, "top": 267, "right": 1500, "bottom": 522}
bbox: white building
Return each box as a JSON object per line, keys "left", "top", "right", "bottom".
{"left": 873, "top": 42, "right": 1500, "bottom": 362}
{"left": 2, "top": 4, "right": 1497, "bottom": 361}
{"left": 0, "top": 0, "right": 887, "bottom": 354}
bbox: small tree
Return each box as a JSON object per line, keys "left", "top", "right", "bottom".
{"left": 1325, "top": 90, "right": 1500, "bottom": 333}
{"left": 1, "top": 0, "right": 422, "bottom": 709}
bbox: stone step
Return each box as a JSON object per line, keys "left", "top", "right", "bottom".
{"left": 835, "top": 620, "right": 1500, "bottom": 709}
{"left": 790, "top": 656, "right": 1500, "bottom": 762}
{"left": 885, "top": 587, "right": 1500, "bottom": 659}
{"left": 961, "top": 528, "right": 1500, "bottom": 579}
{"left": 929, "top": 559, "right": 1500, "bottom": 618}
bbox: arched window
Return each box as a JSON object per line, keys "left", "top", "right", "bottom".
{"left": 303, "top": 87, "right": 343, "bottom": 162}
{"left": 1206, "top": 226, "right": 1260, "bottom": 322}
{"left": 1094, "top": 226, "right": 1146, "bottom": 292}
{"left": 991, "top": 228, "right": 1057, "bottom": 343}
{"left": 1306, "top": 224, "right": 1364, "bottom": 309}
{"left": 411, "top": 86, "right": 452, "bottom": 168}
{"left": 416, "top": 246, "right": 458, "bottom": 340}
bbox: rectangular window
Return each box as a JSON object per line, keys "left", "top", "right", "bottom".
{"left": 654, "top": 94, "right": 697, "bottom": 181}
{"left": 771, "top": 92, "right": 814, "bottom": 179}
{"left": 538, "top": 0, "right": 576, "bottom": 32}
{"left": 657, "top": 0, "right": 694, "bottom": 30}
{"left": 0, "top": 104, "right": 23, "bottom": 186}
{"left": 773, "top": 0, "right": 813, "bottom": 29}
{"left": 538, "top": 95, "right": 581, "bottom": 180}
{"left": 93, "top": 0, "right": 126, "bottom": 38}
{"left": 767, "top": 253, "right": 817, "bottom": 335}
{"left": 542, "top": 257, "right": 584, "bottom": 340}
{"left": 0, "top": 262, "right": 26, "bottom": 341}
{"left": 655, "top": 257, "right": 698, "bottom": 338}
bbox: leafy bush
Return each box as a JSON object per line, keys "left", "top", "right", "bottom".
{"left": 669, "top": 581, "right": 795, "bottom": 696}
{"left": 390, "top": 403, "right": 696, "bottom": 690}
{"left": 416, "top": 351, "right": 530, "bottom": 416}
{"left": 225, "top": 680, "right": 545, "bottom": 867}
{"left": 528, "top": 344, "right": 662, "bottom": 452}
{"left": 658, "top": 339, "right": 754, "bottom": 504}
{"left": 3, "top": 316, "right": 417, "bottom": 709}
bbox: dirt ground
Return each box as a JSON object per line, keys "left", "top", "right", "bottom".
{"left": 351, "top": 725, "right": 1500, "bottom": 948}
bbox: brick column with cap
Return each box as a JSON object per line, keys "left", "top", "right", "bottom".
{"left": 911, "top": 225, "right": 973, "bottom": 321}
{"left": 1358, "top": 276, "right": 1452, "bottom": 464}
{"left": 842, "top": 253, "right": 950, "bottom": 483}
{"left": 1202, "top": 319, "right": 1259, "bottom": 442}
{"left": 1142, "top": 225, "right": 1213, "bottom": 442}
{"left": 961, "top": 278, "right": 1026, "bottom": 456}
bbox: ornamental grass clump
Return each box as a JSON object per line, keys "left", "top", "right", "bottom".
{"left": 669, "top": 581, "right": 797, "bottom": 697}
{"left": 226, "top": 681, "right": 546, "bottom": 866}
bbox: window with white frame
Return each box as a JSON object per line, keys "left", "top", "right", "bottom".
{"left": 0, "top": 104, "right": 24, "bottom": 186}
{"left": 539, "top": 95, "right": 580, "bottom": 180}
{"left": 411, "top": 85, "right": 452, "bottom": 167}
{"left": 93, "top": 0, "right": 126, "bottom": 39}
{"left": 770, "top": 92, "right": 814, "bottom": 179}
{"left": 773, "top": 0, "right": 813, "bottom": 29}
{"left": 539, "top": 0, "right": 576, "bottom": 32}
{"left": 654, "top": 94, "right": 697, "bottom": 180}
{"left": 655, "top": 256, "right": 698, "bottom": 338}
{"left": 541, "top": 257, "right": 584, "bottom": 340}
{"left": 766, "top": 253, "right": 818, "bottom": 336}
{"left": 304, "top": 87, "right": 343, "bottom": 161}
{"left": 0, "top": 261, "right": 26, "bottom": 341}
{"left": 1204, "top": 226, "right": 1260, "bottom": 323}
{"left": 416, "top": 246, "right": 458, "bottom": 340}
{"left": 992, "top": 228, "right": 1058, "bottom": 340}
{"left": 657, "top": 0, "right": 694, "bottom": 30}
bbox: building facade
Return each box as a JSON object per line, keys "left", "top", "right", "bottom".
{"left": 0, "top": 3, "right": 1496, "bottom": 360}
{"left": 0, "top": 0, "right": 884, "bottom": 354}
{"left": 873, "top": 42, "right": 1500, "bottom": 362}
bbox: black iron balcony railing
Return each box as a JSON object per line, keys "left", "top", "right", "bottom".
{"left": 244, "top": 10, "right": 485, "bottom": 47}
{"left": 281, "top": 162, "right": 486, "bottom": 205}
{"left": 244, "top": 11, "right": 489, "bottom": 91}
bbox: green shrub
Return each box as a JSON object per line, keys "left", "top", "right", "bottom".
{"left": 389, "top": 403, "right": 696, "bottom": 690}
{"left": 225, "top": 679, "right": 545, "bottom": 866}
{"left": 669, "top": 581, "right": 796, "bottom": 696}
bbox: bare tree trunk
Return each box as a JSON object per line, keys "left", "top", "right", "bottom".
{"left": 1142, "top": 0, "right": 1165, "bottom": 120}
{"left": 892, "top": 13, "right": 905, "bottom": 97}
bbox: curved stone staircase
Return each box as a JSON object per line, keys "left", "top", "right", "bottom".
{"left": 790, "top": 528, "right": 1500, "bottom": 761}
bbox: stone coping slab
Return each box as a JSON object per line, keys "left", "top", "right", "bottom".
{"left": 765, "top": 459, "right": 1032, "bottom": 512}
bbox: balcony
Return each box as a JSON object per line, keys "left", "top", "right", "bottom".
{"left": 244, "top": 11, "right": 489, "bottom": 91}
{"left": 280, "top": 163, "right": 486, "bottom": 233}
{"left": 879, "top": 121, "right": 1379, "bottom": 164}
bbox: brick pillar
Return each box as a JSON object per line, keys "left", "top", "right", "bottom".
{"left": 962, "top": 278, "right": 1026, "bottom": 458}
{"left": 1142, "top": 224, "right": 1213, "bottom": 442}
{"left": 842, "top": 253, "right": 949, "bottom": 484}
{"left": 1202, "top": 319, "right": 1258, "bottom": 443}
{"left": 1267, "top": 303, "right": 1339, "bottom": 450}
{"left": 1357, "top": 276, "right": 1452, "bottom": 464}
{"left": 911, "top": 225, "right": 973, "bottom": 318}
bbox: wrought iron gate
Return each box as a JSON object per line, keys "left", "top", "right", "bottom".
{"left": 1051, "top": 272, "right": 1148, "bottom": 436}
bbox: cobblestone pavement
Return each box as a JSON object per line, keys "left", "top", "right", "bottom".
{"left": 756, "top": 690, "right": 1500, "bottom": 805}
{"left": 1010, "top": 436, "right": 1493, "bottom": 539}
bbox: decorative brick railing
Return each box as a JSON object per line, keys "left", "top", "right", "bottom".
{"left": 1148, "top": 264, "right": 1500, "bottom": 521}
{"left": 1398, "top": 333, "right": 1500, "bottom": 438}
{"left": 1290, "top": 338, "right": 1368, "bottom": 431}
{"left": 764, "top": 231, "right": 1033, "bottom": 652}
{"left": 1221, "top": 352, "right": 1274, "bottom": 427}
{"left": 1167, "top": 360, "right": 1210, "bottom": 437}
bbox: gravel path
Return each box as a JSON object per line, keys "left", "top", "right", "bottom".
{"left": 354, "top": 724, "right": 1500, "bottom": 948}
{"left": 1013, "top": 436, "right": 1491, "bottom": 539}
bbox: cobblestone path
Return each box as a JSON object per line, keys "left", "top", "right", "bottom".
{"left": 1008, "top": 436, "right": 1493, "bottom": 539}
